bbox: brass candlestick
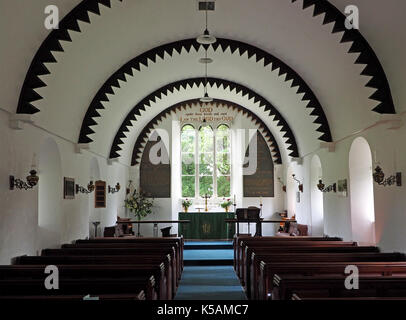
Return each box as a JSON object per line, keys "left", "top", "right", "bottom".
{"left": 204, "top": 193, "right": 211, "bottom": 212}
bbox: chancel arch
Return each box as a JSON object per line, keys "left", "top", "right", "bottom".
{"left": 106, "top": 77, "right": 299, "bottom": 167}
{"left": 349, "top": 136, "right": 376, "bottom": 245}
{"left": 130, "top": 99, "right": 285, "bottom": 166}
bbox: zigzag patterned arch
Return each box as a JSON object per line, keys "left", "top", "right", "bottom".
{"left": 16, "top": 0, "right": 395, "bottom": 125}
{"left": 129, "top": 99, "right": 284, "bottom": 166}
{"left": 292, "top": 0, "right": 395, "bottom": 114}
{"left": 108, "top": 77, "right": 299, "bottom": 160}
{"left": 78, "top": 37, "right": 332, "bottom": 144}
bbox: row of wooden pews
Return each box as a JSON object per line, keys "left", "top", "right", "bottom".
{"left": 233, "top": 235, "right": 406, "bottom": 300}
{"left": 0, "top": 236, "right": 184, "bottom": 301}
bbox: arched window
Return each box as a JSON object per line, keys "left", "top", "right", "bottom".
{"left": 181, "top": 125, "right": 196, "bottom": 198}
{"left": 216, "top": 124, "right": 231, "bottom": 197}
{"left": 181, "top": 124, "right": 231, "bottom": 198}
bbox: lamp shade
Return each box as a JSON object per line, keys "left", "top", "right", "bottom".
{"left": 200, "top": 92, "right": 213, "bottom": 103}
{"left": 196, "top": 29, "right": 217, "bottom": 44}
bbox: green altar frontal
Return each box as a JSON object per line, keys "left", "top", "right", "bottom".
{"left": 178, "top": 212, "right": 236, "bottom": 240}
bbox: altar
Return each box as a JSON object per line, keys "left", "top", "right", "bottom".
{"left": 178, "top": 212, "right": 235, "bottom": 240}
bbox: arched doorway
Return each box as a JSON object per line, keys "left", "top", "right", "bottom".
{"left": 349, "top": 137, "right": 376, "bottom": 244}
{"left": 37, "top": 137, "right": 62, "bottom": 249}
{"left": 310, "top": 155, "right": 324, "bottom": 236}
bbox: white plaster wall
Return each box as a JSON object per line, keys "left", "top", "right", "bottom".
{"left": 0, "top": 110, "right": 130, "bottom": 264}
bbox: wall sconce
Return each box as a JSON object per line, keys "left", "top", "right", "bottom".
{"left": 277, "top": 177, "right": 286, "bottom": 192}
{"left": 108, "top": 182, "right": 121, "bottom": 194}
{"left": 76, "top": 181, "right": 95, "bottom": 194}
{"left": 373, "top": 166, "right": 402, "bottom": 187}
{"left": 292, "top": 174, "right": 303, "bottom": 192}
{"left": 317, "top": 179, "right": 336, "bottom": 193}
{"left": 9, "top": 154, "right": 39, "bottom": 190}
{"left": 10, "top": 170, "right": 39, "bottom": 190}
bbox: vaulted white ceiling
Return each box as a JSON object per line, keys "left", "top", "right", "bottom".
{"left": 1, "top": 0, "right": 404, "bottom": 166}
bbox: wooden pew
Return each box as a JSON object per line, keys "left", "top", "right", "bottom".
{"left": 41, "top": 246, "right": 178, "bottom": 289}
{"left": 247, "top": 252, "right": 405, "bottom": 299}
{"left": 259, "top": 261, "right": 406, "bottom": 300}
{"left": 238, "top": 241, "right": 358, "bottom": 284}
{"left": 13, "top": 255, "right": 175, "bottom": 299}
{"left": 244, "top": 245, "right": 379, "bottom": 294}
{"left": 233, "top": 236, "right": 343, "bottom": 273}
{"left": 0, "top": 263, "right": 169, "bottom": 300}
{"left": 0, "top": 292, "right": 146, "bottom": 301}
{"left": 59, "top": 243, "right": 181, "bottom": 282}
{"left": 273, "top": 274, "right": 406, "bottom": 300}
{"left": 74, "top": 238, "right": 184, "bottom": 278}
{"left": 0, "top": 277, "right": 157, "bottom": 300}
{"left": 75, "top": 237, "right": 184, "bottom": 271}
{"left": 291, "top": 293, "right": 406, "bottom": 301}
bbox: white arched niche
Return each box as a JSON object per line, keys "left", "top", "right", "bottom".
{"left": 349, "top": 137, "right": 376, "bottom": 245}
{"left": 37, "top": 137, "right": 62, "bottom": 249}
{"left": 89, "top": 157, "right": 101, "bottom": 237}
{"left": 310, "top": 155, "right": 324, "bottom": 236}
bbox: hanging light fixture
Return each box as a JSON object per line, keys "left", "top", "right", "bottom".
{"left": 200, "top": 49, "right": 213, "bottom": 103}
{"left": 196, "top": 4, "right": 216, "bottom": 45}
{"left": 197, "top": 1, "right": 215, "bottom": 103}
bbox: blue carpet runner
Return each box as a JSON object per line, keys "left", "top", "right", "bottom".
{"left": 175, "top": 241, "right": 247, "bottom": 300}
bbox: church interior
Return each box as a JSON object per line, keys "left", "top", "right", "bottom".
{"left": 1, "top": 0, "right": 406, "bottom": 302}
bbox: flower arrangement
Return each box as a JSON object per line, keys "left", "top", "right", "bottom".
{"left": 220, "top": 198, "right": 232, "bottom": 212}
{"left": 124, "top": 189, "right": 154, "bottom": 221}
{"left": 182, "top": 198, "right": 193, "bottom": 212}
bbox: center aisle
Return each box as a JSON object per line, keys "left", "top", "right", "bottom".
{"left": 175, "top": 241, "right": 247, "bottom": 300}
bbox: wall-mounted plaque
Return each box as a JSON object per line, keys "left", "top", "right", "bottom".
{"left": 95, "top": 180, "right": 106, "bottom": 208}
{"left": 64, "top": 177, "right": 75, "bottom": 199}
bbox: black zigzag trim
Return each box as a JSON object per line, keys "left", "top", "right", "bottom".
{"left": 292, "top": 0, "right": 395, "bottom": 114}
{"left": 78, "top": 38, "right": 332, "bottom": 144}
{"left": 129, "top": 99, "right": 283, "bottom": 166}
{"left": 108, "top": 77, "right": 299, "bottom": 160}
{"left": 16, "top": 0, "right": 119, "bottom": 114}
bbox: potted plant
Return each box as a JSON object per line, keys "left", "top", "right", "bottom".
{"left": 220, "top": 198, "right": 232, "bottom": 212}
{"left": 124, "top": 189, "right": 154, "bottom": 236}
{"left": 182, "top": 198, "right": 192, "bottom": 212}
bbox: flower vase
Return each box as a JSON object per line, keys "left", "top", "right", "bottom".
{"left": 183, "top": 207, "right": 188, "bottom": 213}
{"left": 225, "top": 207, "right": 229, "bottom": 213}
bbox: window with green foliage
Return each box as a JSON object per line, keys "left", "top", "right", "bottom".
{"left": 181, "top": 124, "right": 231, "bottom": 198}
{"left": 181, "top": 125, "right": 196, "bottom": 198}
{"left": 216, "top": 124, "right": 231, "bottom": 197}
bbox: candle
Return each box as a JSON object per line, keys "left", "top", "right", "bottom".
{"left": 233, "top": 194, "right": 236, "bottom": 204}
{"left": 260, "top": 196, "right": 262, "bottom": 205}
